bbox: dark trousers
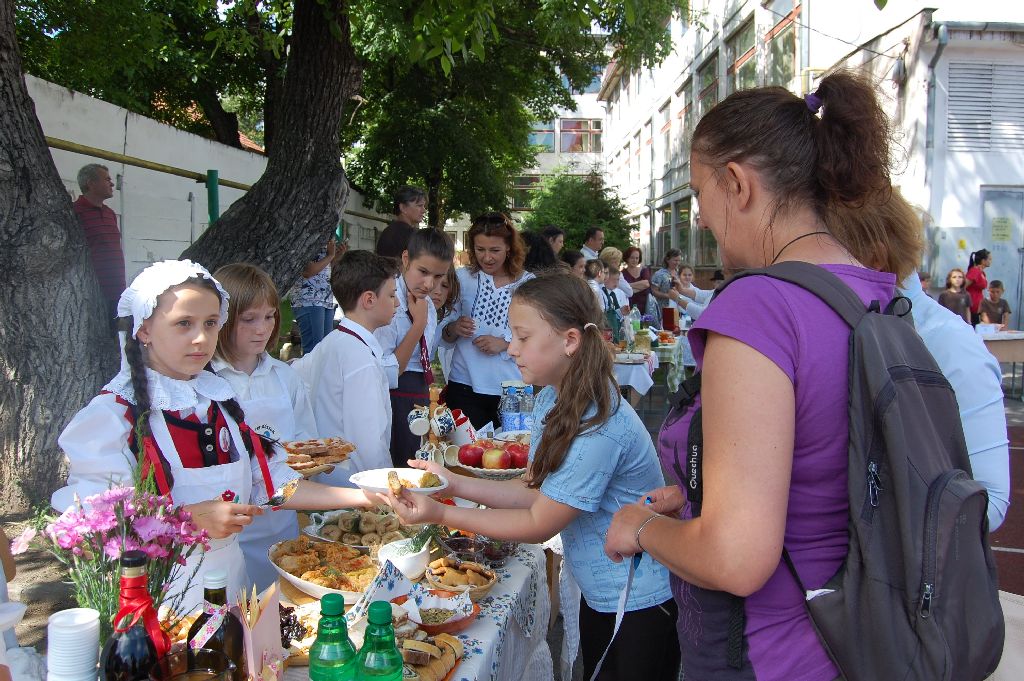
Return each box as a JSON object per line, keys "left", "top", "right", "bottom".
{"left": 389, "top": 371, "right": 431, "bottom": 467}
{"left": 443, "top": 381, "right": 501, "bottom": 432}
{"left": 579, "top": 596, "right": 680, "bottom": 681}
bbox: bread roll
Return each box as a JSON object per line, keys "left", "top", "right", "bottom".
{"left": 358, "top": 512, "right": 380, "bottom": 534}
{"left": 337, "top": 511, "right": 360, "bottom": 532}
{"left": 320, "top": 526, "right": 342, "bottom": 541}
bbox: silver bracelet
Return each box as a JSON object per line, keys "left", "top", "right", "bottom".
{"left": 635, "top": 513, "right": 659, "bottom": 552}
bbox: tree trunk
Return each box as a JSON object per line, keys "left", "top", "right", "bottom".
{"left": 0, "top": 0, "right": 113, "bottom": 513}
{"left": 426, "top": 166, "right": 443, "bottom": 229}
{"left": 182, "top": 0, "right": 362, "bottom": 292}
{"left": 195, "top": 86, "right": 242, "bottom": 148}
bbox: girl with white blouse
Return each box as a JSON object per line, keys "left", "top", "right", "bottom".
{"left": 210, "top": 263, "right": 319, "bottom": 590}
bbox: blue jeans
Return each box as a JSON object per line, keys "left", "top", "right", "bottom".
{"left": 293, "top": 305, "right": 335, "bottom": 353}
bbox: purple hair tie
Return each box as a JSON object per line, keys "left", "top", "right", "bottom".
{"left": 805, "top": 92, "right": 823, "bottom": 114}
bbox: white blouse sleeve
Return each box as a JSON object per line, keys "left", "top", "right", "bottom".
{"left": 52, "top": 393, "right": 137, "bottom": 512}
{"left": 278, "top": 363, "right": 319, "bottom": 440}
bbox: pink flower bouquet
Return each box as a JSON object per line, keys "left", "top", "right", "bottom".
{"left": 11, "top": 485, "right": 209, "bottom": 640}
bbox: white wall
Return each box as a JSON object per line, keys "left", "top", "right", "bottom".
{"left": 27, "top": 75, "right": 389, "bottom": 282}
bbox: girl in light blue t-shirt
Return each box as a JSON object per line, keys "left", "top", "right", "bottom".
{"left": 387, "top": 270, "right": 678, "bottom": 681}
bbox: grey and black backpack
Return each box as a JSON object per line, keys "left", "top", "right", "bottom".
{"left": 672, "top": 261, "right": 1004, "bottom": 681}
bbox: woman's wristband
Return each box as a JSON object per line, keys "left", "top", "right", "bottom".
{"left": 635, "top": 513, "right": 659, "bottom": 552}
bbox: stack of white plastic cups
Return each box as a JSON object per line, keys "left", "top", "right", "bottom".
{"left": 46, "top": 608, "right": 100, "bottom": 681}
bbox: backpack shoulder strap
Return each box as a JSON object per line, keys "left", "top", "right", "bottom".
{"left": 724, "top": 261, "right": 868, "bottom": 329}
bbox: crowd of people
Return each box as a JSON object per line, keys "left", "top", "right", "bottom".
{"left": 58, "top": 69, "right": 1012, "bottom": 681}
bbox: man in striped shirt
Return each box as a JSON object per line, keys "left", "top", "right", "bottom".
{"left": 73, "top": 163, "right": 125, "bottom": 325}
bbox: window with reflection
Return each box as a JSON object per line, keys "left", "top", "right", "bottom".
{"left": 560, "top": 119, "right": 603, "bottom": 153}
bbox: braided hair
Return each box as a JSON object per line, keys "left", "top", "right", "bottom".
{"left": 120, "top": 317, "right": 176, "bottom": 490}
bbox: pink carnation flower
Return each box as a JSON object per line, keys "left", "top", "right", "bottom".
{"left": 133, "top": 516, "right": 174, "bottom": 543}
{"left": 142, "top": 543, "right": 169, "bottom": 560}
{"left": 10, "top": 528, "right": 36, "bottom": 555}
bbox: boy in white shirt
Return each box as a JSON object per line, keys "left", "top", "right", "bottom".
{"left": 601, "top": 268, "right": 630, "bottom": 316}
{"left": 374, "top": 229, "right": 454, "bottom": 466}
{"left": 293, "top": 251, "right": 399, "bottom": 485}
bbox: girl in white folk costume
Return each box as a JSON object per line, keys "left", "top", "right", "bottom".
{"left": 209, "top": 263, "right": 319, "bottom": 591}
{"left": 52, "top": 260, "right": 377, "bottom": 611}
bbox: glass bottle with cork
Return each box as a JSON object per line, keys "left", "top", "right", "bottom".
{"left": 186, "top": 569, "right": 245, "bottom": 681}
{"left": 100, "top": 550, "right": 167, "bottom": 681}
{"left": 309, "top": 593, "right": 357, "bottom": 681}
{"left": 354, "top": 601, "right": 403, "bottom": 680}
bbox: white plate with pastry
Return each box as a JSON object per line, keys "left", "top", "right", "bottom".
{"left": 350, "top": 468, "right": 449, "bottom": 495}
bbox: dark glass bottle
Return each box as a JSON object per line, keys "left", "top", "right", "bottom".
{"left": 100, "top": 550, "right": 159, "bottom": 681}
{"left": 186, "top": 570, "right": 246, "bottom": 681}
{"left": 308, "top": 593, "right": 357, "bottom": 681}
{"left": 354, "top": 601, "right": 403, "bottom": 680}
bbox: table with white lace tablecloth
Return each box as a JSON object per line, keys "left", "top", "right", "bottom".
{"left": 284, "top": 543, "right": 552, "bottom": 681}
{"left": 613, "top": 352, "right": 660, "bottom": 396}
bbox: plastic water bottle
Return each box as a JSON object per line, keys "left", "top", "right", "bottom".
{"left": 629, "top": 306, "right": 642, "bottom": 333}
{"left": 519, "top": 386, "right": 534, "bottom": 431}
{"left": 309, "top": 593, "right": 357, "bottom": 680}
{"left": 354, "top": 601, "right": 403, "bottom": 680}
{"left": 499, "top": 386, "right": 520, "bottom": 432}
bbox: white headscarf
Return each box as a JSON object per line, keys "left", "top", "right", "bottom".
{"left": 113, "top": 260, "right": 231, "bottom": 382}
{"left": 117, "top": 259, "right": 229, "bottom": 339}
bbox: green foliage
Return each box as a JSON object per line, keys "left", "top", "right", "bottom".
{"left": 522, "top": 170, "right": 632, "bottom": 252}
{"left": 16, "top": 0, "right": 282, "bottom": 143}
{"left": 16, "top": 0, "right": 688, "bottom": 209}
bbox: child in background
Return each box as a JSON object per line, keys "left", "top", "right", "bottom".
{"left": 677, "top": 264, "right": 713, "bottom": 322}
{"left": 601, "top": 268, "right": 630, "bottom": 317}
{"left": 210, "top": 263, "right": 319, "bottom": 590}
{"left": 293, "top": 251, "right": 399, "bottom": 483}
{"left": 980, "top": 280, "right": 1012, "bottom": 330}
{"left": 53, "top": 260, "right": 380, "bottom": 611}
{"left": 584, "top": 258, "right": 607, "bottom": 308}
{"left": 561, "top": 250, "right": 586, "bottom": 278}
{"left": 374, "top": 229, "right": 454, "bottom": 466}
{"left": 430, "top": 266, "right": 461, "bottom": 382}
{"left": 938, "top": 268, "right": 971, "bottom": 324}
{"left": 388, "top": 270, "right": 678, "bottom": 681}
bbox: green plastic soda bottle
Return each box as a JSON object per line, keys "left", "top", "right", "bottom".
{"left": 354, "top": 601, "right": 404, "bottom": 680}
{"left": 309, "top": 593, "right": 358, "bottom": 681}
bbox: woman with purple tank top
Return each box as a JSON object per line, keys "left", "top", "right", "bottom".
{"left": 602, "top": 71, "right": 925, "bottom": 681}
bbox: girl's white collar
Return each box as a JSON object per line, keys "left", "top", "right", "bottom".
{"left": 104, "top": 367, "right": 235, "bottom": 412}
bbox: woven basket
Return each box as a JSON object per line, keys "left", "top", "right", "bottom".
{"left": 423, "top": 560, "right": 497, "bottom": 602}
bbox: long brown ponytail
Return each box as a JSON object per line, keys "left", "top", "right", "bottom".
{"left": 512, "top": 270, "right": 618, "bottom": 488}
{"left": 692, "top": 69, "right": 922, "bottom": 279}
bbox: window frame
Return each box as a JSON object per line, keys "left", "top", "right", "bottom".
{"left": 765, "top": 4, "right": 800, "bottom": 88}
{"left": 528, "top": 120, "right": 556, "bottom": 153}
{"left": 697, "top": 54, "right": 720, "bottom": 118}
{"left": 726, "top": 18, "right": 758, "bottom": 94}
{"left": 559, "top": 118, "right": 603, "bottom": 153}
{"left": 511, "top": 175, "right": 542, "bottom": 210}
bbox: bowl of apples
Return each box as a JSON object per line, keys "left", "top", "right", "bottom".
{"left": 449, "top": 437, "right": 529, "bottom": 480}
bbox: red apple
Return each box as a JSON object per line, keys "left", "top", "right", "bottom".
{"left": 505, "top": 443, "right": 529, "bottom": 469}
{"left": 458, "top": 443, "right": 485, "bottom": 468}
{"left": 481, "top": 448, "right": 511, "bottom": 470}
